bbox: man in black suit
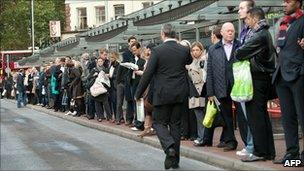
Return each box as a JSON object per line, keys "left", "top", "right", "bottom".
{"left": 206, "top": 22, "right": 240, "bottom": 152}
{"left": 273, "top": 0, "right": 304, "bottom": 164}
{"left": 135, "top": 23, "right": 192, "bottom": 169}
{"left": 129, "top": 41, "right": 146, "bottom": 130}
{"left": 117, "top": 36, "right": 137, "bottom": 125}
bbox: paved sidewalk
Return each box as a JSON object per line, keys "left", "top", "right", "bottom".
{"left": 8, "top": 100, "right": 303, "bottom": 170}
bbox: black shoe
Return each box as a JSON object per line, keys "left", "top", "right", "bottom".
{"left": 223, "top": 143, "right": 237, "bottom": 152}
{"left": 189, "top": 136, "right": 197, "bottom": 141}
{"left": 216, "top": 142, "right": 226, "bottom": 148}
{"left": 171, "top": 163, "right": 180, "bottom": 169}
{"left": 164, "top": 148, "right": 176, "bottom": 170}
{"left": 273, "top": 153, "right": 300, "bottom": 164}
{"left": 54, "top": 109, "right": 58, "bottom": 112}
{"left": 180, "top": 136, "right": 188, "bottom": 141}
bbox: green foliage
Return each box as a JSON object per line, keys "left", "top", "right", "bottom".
{"left": 0, "top": 0, "right": 65, "bottom": 50}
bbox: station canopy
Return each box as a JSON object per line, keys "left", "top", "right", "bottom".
{"left": 20, "top": 0, "right": 283, "bottom": 65}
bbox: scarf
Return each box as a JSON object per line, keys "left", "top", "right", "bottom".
{"left": 277, "top": 9, "right": 304, "bottom": 48}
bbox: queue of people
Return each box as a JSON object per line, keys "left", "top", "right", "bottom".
{"left": 1, "top": 0, "right": 303, "bottom": 169}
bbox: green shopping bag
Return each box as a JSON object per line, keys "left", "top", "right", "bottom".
{"left": 202, "top": 100, "right": 218, "bottom": 128}
{"left": 230, "top": 60, "right": 253, "bottom": 102}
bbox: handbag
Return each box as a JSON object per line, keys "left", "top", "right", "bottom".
{"left": 202, "top": 100, "right": 218, "bottom": 128}
{"left": 90, "top": 79, "right": 107, "bottom": 97}
{"left": 231, "top": 60, "right": 253, "bottom": 102}
{"left": 1, "top": 89, "right": 6, "bottom": 96}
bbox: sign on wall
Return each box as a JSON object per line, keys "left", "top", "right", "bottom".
{"left": 49, "top": 21, "right": 61, "bottom": 37}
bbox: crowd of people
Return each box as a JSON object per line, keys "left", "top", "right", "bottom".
{"left": 0, "top": 0, "right": 303, "bottom": 169}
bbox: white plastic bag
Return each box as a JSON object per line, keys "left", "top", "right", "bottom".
{"left": 136, "top": 98, "right": 145, "bottom": 122}
{"left": 231, "top": 60, "right": 253, "bottom": 102}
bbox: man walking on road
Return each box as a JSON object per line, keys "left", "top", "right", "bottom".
{"left": 135, "top": 23, "right": 192, "bottom": 169}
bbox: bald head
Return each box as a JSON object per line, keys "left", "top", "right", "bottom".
{"left": 221, "top": 22, "right": 235, "bottom": 43}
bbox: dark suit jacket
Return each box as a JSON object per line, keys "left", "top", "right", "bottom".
{"left": 272, "top": 15, "right": 304, "bottom": 83}
{"left": 207, "top": 39, "right": 241, "bottom": 99}
{"left": 17, "top": 73, "right": 25, "bottom": 93}
{"left": 135, "top": 40, "right": 192, "bottom": 106}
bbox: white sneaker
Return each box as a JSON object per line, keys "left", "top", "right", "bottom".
{"left": 65, "top": 111, "right": 72, "bottom": 116}
{"left": 131, "top": 127, "right": 139, "bottom": 131}
{"left": 236, "top": 148, "right": 250, "bottom": 156}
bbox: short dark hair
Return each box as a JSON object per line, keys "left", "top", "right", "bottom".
{"left": 130, "top": 41, "right": 141, "bottom": 49}
{"left": 161, "top": 23, "right": 176, "bottom": 38}
{"left": 60, "top": 57, "right": 66, "bottom": 63}
{"left": 128, "top": 36, "right": 137, "bottom": 43}
{"left": 241, "top": 0, "right": 255, "bottom": 9}
{"left": 212, "top": 26, "right": 222, "bottom": 40}
{"left": 247, "top": 7, "right": 265, "bottom": 20}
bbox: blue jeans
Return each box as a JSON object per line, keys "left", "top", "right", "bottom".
{"left": 241, "top": 102, "right": 254, "bottom": 153}
{"left": 17, "top": 92, "right": 27, "bottom": 108}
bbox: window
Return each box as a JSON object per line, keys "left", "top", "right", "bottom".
{"left": 95, "top": 6, "right": 106, "bottom": 26}
{"left": 142, "top": 2, "right": 153, "bottom": 9}
{"left": 77, "top": 8, "right": 87, "bottom": 30}
{"left": 114, "top": 4, "right": 124, "bottom": 20}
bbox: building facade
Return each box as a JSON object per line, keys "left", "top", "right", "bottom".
{"left": 64, "top": 0, "right": 159, "bottom": 32}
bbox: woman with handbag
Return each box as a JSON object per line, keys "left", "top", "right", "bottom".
{"left": 136, "top": 43, "right": 156, "bottom": 137}
{"left": 187, "top": 42, "right": 208, "bottom": 146}
{"left": 88, "top": 58, "right": 112, "bottom": 122}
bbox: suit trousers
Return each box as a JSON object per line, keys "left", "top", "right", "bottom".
{"left": 276, "top": 74, "right": 304, "bottom": 155}
{"left": 152, "top": 102, "right": 186, "bottom": 164}
{"left": 203, "top": 97, "right": 237, "bottom": 146}
{"left": 116, "top": 83, "right": 125, "bottom": 122}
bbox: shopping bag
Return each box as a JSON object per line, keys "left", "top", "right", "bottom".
{"left": 1, "top": 89, "right": 7, "bottom": 96}
{"left": 41, "top": 86, "right": 46, "bottom": 95}
{"left": 136, "top": 98, "right": 145, "bottom": 122}
{"left": 231, "top": 60, "right": 253, "bottom": 102}
{"left": 202, "top": 100, "right": 218, "bottom": 128}
{"left": 11, "top": 89, "right": 15, "bottom": 97}
{"left": 90, "top": 81, "right": 107, "bottom": 97}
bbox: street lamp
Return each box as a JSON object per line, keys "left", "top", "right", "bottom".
{"left": 31, "top": 0, "right": 35, "bottom": 55}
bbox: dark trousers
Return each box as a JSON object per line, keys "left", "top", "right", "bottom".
{"left": 276, "top": 74, "right": 304, "bottom": 156}
{"left": 53, "top": 92, "right": 62, "bottom": 111}
{"left": 204, "top": 97, "right": 237, "bottom": 146}
{"left": 181, "top": 105, "right": 197, "bottom": 139}
{"left": 246, "top": 77, "right": 275, "bottom": 159}
{"left": 125, "top": 83, "right": 135, "bottom": 123}
{"left": 116, "top": 83, "right": 125, "bottom": 122}
{"left": 153, "top": 102, "right": 186, "bottom": 164}
{"left": 109, "top": 88, "right": 117, "bottom": 120}
{"left": 94, "top": 93, "right": 112, "bottom": 120}
{"left": 86, "top": 95, "right": 96, "bottom": 119}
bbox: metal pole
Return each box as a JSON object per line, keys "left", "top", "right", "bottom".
{"left": 195, "top": 27, "right": 200, "bottom": 42}
{"left": 31, "top": 0, "right": 35, "bottom": 55}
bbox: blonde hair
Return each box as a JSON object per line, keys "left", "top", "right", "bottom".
{"left": 191, "top": 42, "right": 204, "bottom": 51}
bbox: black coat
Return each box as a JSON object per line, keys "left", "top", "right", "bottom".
{"left": 235, "top": 24, "right": 276, "bottom": 75}
{"left": 135, "top": 40, "right": 192, "bottom": 106}
{"left": 130, "top": 57, "right": 146, "bottom": 87}
{"left": 206, "top": 39, "right": 241, "bottom": 99}
{"left": 16, "top": 73, "right": 25, "bottom": 93}
{"left": 272, "top": 15, "right": 304, "bottom": 83}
